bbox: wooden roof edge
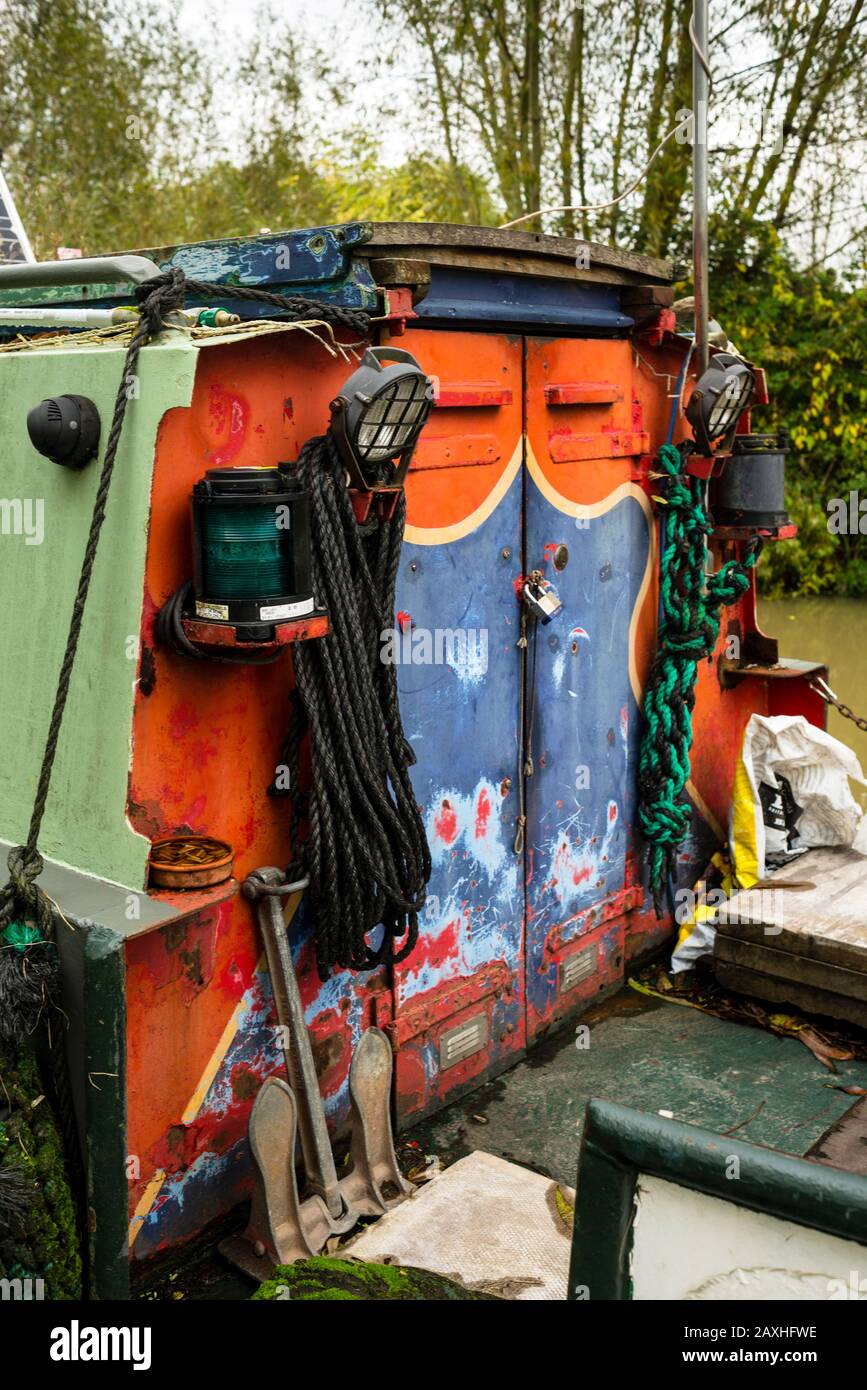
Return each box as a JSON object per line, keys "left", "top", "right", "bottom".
{"left": 365, "top": 222, "right": 674, "bottom": 285}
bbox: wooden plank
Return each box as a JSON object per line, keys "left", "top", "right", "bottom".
{"left": 364, "top": 244, "right": 644, "bottom": 287}
{"left": 715, "top": 933, "right": 867, "bottom": 1003}
{"left": 366, "top": 222, "right": 673, "bottom": 284}
{"left": 367, "top": 256, "right": 432, "bottom": 289}
{"left": 620, "top": 285, "right": 675, "bottom": 328}
{"left": 716, "top": 847, "right": 867, "bottom": 975}
{"left": 620, "top": 285, "right": 675, "bottom": 308}
{"left": 713, "top": 958, "right": 867, "bottom": 1030}
{"left": 367, "top": 257, "right": 431, "bottom": 305}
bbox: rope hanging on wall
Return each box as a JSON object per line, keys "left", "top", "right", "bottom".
{"left": 638, "top": 442, "right": 761, "bottom": 914}
{"left": 279, "top": 433, "right": 430, "bottom": 981}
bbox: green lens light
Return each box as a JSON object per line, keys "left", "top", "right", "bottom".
{"left": 199, "top": 502, "right": 290, "bottom": 600}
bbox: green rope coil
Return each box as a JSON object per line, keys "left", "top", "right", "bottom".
{"left": 638, "top": 442, "right": 761, "bottom": 914}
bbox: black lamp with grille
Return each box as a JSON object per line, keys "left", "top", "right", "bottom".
{"left": 329, "top": 347, "right": 433, "bottom": 495}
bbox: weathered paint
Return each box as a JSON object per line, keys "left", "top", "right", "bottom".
{"left": 0, "top": 338, "right": 196, "bottom": 884}
{"left": 522, "top": 338, "right": 650, "bottom": 1038}
{"left": 0, "top": 223, "right": 379, "bottom": 314}
{"left": 391, "top": 327, "right": 526, "bottom": 1118}
{"left": 0, "top": 225, "right": 820, "bottom": 1273}
{"left": 125, "top": 331, "right": 393, "bottom": 1256}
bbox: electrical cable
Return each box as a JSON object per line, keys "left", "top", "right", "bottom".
{"left": 501, "top": 114, "right": 693, "bottom": 229}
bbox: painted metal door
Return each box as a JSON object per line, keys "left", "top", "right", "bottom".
{"left": 391, "top": 327, "right": 527, "bottom": 1122}
{"left": 522, "top": 338, "right": 652, "bottom": 1040}
{"left": 389, "top": 328, "right": 658, "bottom": 1118}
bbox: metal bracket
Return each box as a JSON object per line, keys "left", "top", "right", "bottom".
{"left": 221, "top": 867, "right": 411, "bottom": 1281}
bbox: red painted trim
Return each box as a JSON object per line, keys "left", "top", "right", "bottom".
{"left": 182, "top": 613, "right": 330, "bottom": 650}
{"left": 435, "top": 384, "right": 513, "bottom": 408}
{"left": 544, "top": 381, "right": 624, "bottom": 406}
{"left": 548, "top": 429, "right": 651, "bottom": 463}
{"left": 391, "top": 960, "right": 514, "bottom": 1048}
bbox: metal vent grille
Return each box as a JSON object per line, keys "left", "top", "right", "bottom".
{"left": 559, "top": 942, "right": 596, "bottom": 993}
{"left": 439, "top": 1014, "right": 488, "bottom": 1070}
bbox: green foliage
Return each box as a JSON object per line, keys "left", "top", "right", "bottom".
{"left": 2, "top": 2, "right": 863, "bottom": 597}
{"left": 0, "top": 1041, "right": 82, "bottom": 1299}
{"left": 252, "top": 1255, "right": 499, "bottom": 1300}
{"left": 709, "top": 217, "right": 867, "bottom": 596}
{"left": 0, "top": 0, "right": 493, "bottom": 255}
{"left": 308, "top": 136, "right": 500, "bottom": 226}
{"left": 0, "top": 0, "right": 216, "bottom": 256}
{"left": 169, "top": 142, "right": 497, "bottom": 247}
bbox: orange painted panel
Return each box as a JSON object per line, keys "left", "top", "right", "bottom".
{"left": 125, "top": 331, "right": 395, "bottom": 1239}
{"left": 129, "top": 332, "right": 359, "bottom": 876}
{"left": 125, "top": 898, "right": 252, "bottom": 1201}
{"left": 384, "top": 328, "right": 523, "bottom": 532}
{"left": 526, "top": 338, "right": 640, "bottom": 503}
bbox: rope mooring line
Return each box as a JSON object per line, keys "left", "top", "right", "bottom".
{"left": 637, "top": 442, "right": 762, "bottom": 915}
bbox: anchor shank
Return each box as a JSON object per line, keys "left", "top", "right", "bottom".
{"left": 254, "top": 874, "right": 343, "bottom": 1220}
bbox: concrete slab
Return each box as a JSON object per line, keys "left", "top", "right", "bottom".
{"left": 347, "top": 1151, "right": 572, "bottom": 1300}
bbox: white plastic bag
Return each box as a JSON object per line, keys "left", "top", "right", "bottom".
{"left": 670, "top": 713, "right": 867, "bottom": 972}
{"left": 730, "top": 713, "right": 867, "bottom": 881}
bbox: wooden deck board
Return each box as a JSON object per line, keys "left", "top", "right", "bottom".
{"left": 714, "top": 846, "right": 867, "bottom": 1026}
{"left": 365, "top": 222, "right": 674, "bottom": 287}
{"left": 716, "top": 847, "right": 867, "bottom": 973}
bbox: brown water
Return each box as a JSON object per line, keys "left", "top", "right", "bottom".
{"left": 758, "top": 597, "right": 867, "bottom": 800}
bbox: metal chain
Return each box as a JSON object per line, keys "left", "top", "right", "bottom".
{"left": 810, "top": 676, "right": 867, "bottom": 733}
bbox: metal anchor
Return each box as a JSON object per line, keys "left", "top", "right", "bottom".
{"left": 220, "top": 868, "right": 411, "bottom": 1281}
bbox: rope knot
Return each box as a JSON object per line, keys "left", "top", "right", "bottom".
{"left": 1, "top": 845, "right": 53, "bottom": 936}
{"left": 134, "top": 266, "right": 188, "bottom": 333}
{"left": 663, "top": 628, "right": 710, "bottom": 659}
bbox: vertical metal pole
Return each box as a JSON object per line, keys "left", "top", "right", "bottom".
{"left": 692, "top": 0, "right": 710, "bottom": 375}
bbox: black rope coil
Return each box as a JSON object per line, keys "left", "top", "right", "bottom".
{"left": 283, "top": 434, "right": 430, "bottom": 980}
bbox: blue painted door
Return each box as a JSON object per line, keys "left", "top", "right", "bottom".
{"left": 522, "top": 338, "right": 651, "bottom": 1039}
{"left": 389, "top": 328, "right": 528, "bottom": 1123}
{"left": 388, "top": 329, "right": 653, "bottom": 1117}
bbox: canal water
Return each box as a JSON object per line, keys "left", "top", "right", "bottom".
{"left": 758, "top": 596, "right": 867, "bottom": 803}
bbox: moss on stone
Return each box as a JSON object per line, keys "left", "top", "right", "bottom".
{"left": 252, "top": 1255, "right": 499, "bottom": 1301}
{"left": 0, "top": 1041, "right": 82, "bottom": 1299}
